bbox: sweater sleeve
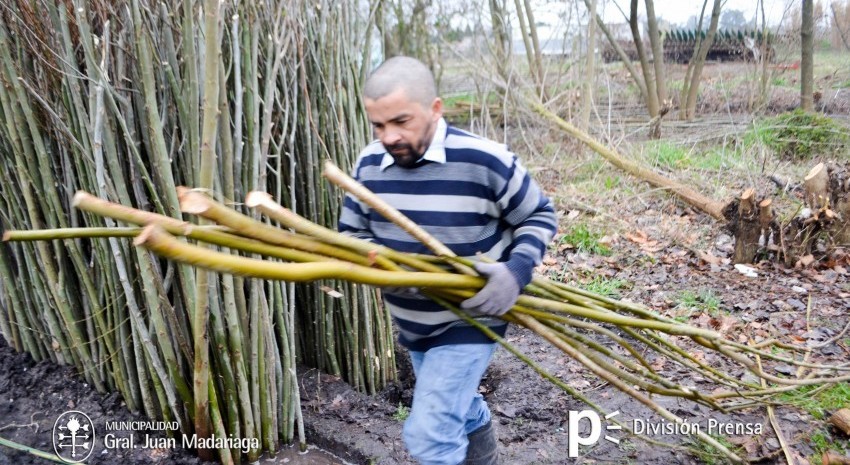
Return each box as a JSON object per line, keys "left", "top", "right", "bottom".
{"left": 337, "top": 156, "right": 377, "bottom": 242}
{"left": 495, "top": 156, "right": 558, "bottom": 288}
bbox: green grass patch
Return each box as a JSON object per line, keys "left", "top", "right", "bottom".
{"left": 557, "top": 224, "right": 612, "bottom": 256}
{"left": 676, "top": 289, "right": 722, "bottom": 315}
{"left": 807, "top": 427, "right": 849, "bottom": 465}
{"left": 645, "top": 141, "right": 691, "bottom": 169}
{"left": 777, "top": 383, "right": 850, "bottom": 420}
{"left": 746, "top": 109, "right": 849, "bottom": 159}
{"left": 689, "top": 434, "right": 739, "bottom": 465}
{"left": 392, "top": 402, "right": 410, "bottom": 421}
{"left": 582, "top": 276, "right": 628, "bottom": 298}
{"left": 771, "top": 76, "right": 788, "bottom": 87}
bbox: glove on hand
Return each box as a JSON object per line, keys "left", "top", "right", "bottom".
{"left": 460, "top": 262, "right": 521, "bottom": 316}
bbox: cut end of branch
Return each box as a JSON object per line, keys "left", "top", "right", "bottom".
{"left": 1, "top": 230, "right": 10, "bottom": 242}
{"left": 805, "top": 162, "right": 826, "bottom": 182}
{"left": 133, "top": 224, "right": 160, "bottom": 246}
{"left": 322, "top": 160, "right": 342, "bottom": 179}
{"left": 176, "top": 186, "right": 192, "bottom": 198}
{"left": 245, "top": 191, "right": 274, "bottom": 209}
{"left": 72, "top": 191, "right": 95, "bottom": 208}
{"left": 179, "top": 190, "right": 212, "bottom": 215}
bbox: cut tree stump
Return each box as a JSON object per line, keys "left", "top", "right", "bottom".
{"left": 727, "top": 162, "right": 849, "bottom": 266}
{"left": 732, "top": 189, "right": 760, "bottom": 264}
{"left": 526, "top": 93, "right": 848, "bottom": 266}
{"left": 830, "top": 408, "right": 850, "bottom": 436}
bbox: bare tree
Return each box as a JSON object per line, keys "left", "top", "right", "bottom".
{"left": 628, "top": 0, "right": 660, "bottom": 116}
{"left": 831, "top": 2, "right": 850, "bottom": 50}
{"left": 580, "top": 0, "right": 597, "bottom": 130}
{"left": 513, "top": 0, "right": 546, "bottom": 95}
{"left": 582, "top": 0, "right": 649, "bottom": 105}
{"left": 376, "top": 0, "right": 441, "bottom": 85}
{"left": 644, "top": 0, "right": 667, "bottom": 107}
{"left": 489, "top": 0, "right": 511, "bottom": 81}
{"left": 682, "top": 0, "right": 723, "bottom": 120}
{"left": 801, "top": 0, "right": 815, "bottom": 111}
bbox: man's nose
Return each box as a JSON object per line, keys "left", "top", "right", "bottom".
{"left": 382, "top": 129, "right": 402, "bottom": 146}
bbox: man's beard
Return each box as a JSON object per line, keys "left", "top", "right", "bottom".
{"left": 386, "top": 121, "right": 434, "bottom": 169}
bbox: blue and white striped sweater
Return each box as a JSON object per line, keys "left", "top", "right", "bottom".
{"left": 339, "top": 121, "right": 557, "bottom": 351}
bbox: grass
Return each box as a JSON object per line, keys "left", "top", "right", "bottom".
{"left": 645, "top": 141, "right": 692, "bottom": 169}
{"left": 557, "top": 223, "right": 612, "bottom": 256}
{"left": 392, "top": 402, "right": 410, "bottom": 422}
{"left": 771, "top": 76, "right": 789, "bottom": 87}
{"left": 442, "top": 91, "right": 499, "bottom": 108}
{"left": 777, "top": 383, "right": 850, "bottom": 420}
{"left": 689, "top": 434, "right": 739, "bottom": 465}
{"left": 676, "top": 289, "right": 723, "bottom": 316}
{"left": 746, "top": 109, "right": 850, "bottom": 159}
{"left": 807, "top": 427, "right": 849, "bottom": 465}
{"left": 582, "top": 276, "right": 628, "bottom": 298}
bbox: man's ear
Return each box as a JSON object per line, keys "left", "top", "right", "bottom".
{"left": 431, "top": 97, "right": 443, "bottom": 121}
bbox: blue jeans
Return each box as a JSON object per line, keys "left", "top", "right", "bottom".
{"left": 403, "top": 343, "right": 497, "bottom": 465}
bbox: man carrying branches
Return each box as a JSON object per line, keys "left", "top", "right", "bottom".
{"left": 338, "top": 56, "right": 557, "bottom": 465}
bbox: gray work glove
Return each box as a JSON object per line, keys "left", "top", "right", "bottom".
{"left": 460, "top": 262, "right": 521, "bottom": 316}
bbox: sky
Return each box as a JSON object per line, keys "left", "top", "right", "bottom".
{"left": 502, "top": 0, "right": 796, "bottom": 52}
{"left": 597, "top": 0, "right": 793, "bottom": 26}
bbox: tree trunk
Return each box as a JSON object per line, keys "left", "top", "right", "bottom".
{"left": 527, "top": 97, "right": 726, "bottom": 220}
{"left": 629, "top": 0, "right": 659, "bottom": 116}
{"left": 489, "top": 0, "right": 510, "bottom": 81}
{"left": 731, "top": 189, "right": 763, "bottom": 263}
{"left": 580, "top": 0, "right": 597, "bottom": 130}
{"left": 801, "top": 0, "right": 815, "bottom": 111}
{"left": 758, "top": 0, "right": 771, "bottom": 109}
{"left": 683, "top": 0, "right": 722, "bottom": 120}
{"left": 583, "top": 0, "right": 649, "bottom": 104}
{"left": 644, "top": 0, "right": 667, "bottom": 104}
{"left": 831, "top": 3, "right": 850, "bottom": 51}
{"left": 522, "top": 0, "right": 545, "bottom": 91}
{"left": 513, "top": 0, "right": 544, "bottom": 95}
{"left": 725, "top": 163, "right": 850, "bottom": 266}
{"left": 680, "top": 0, "right": 708, "bottom": 114}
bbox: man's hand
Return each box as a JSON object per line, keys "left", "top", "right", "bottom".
{"left": 460, "top": 262, "right": 520, "bottom": 316}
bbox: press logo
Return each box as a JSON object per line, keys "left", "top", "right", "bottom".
{"left": 53, "top": 411, "right": 95, "bottom": 463}
{"left": 567, "top": 410, "right": 621, "bottom": 457}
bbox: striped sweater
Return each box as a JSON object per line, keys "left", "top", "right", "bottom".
{"left": 339, "top": 118, "right": 557, "bottom": 351}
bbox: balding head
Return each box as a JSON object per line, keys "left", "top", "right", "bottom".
{"left": 364, "top": 56, "right": 437, "bottom": 108}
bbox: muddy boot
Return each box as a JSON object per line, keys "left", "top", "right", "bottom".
{"left": 464, "top": 420, "right": 498, "bottom": 465}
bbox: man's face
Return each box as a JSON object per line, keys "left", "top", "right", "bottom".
{"left": 364, "top": 88, "right": 443, "bottom": 169}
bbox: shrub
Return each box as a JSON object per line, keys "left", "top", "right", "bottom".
{"left": 749, "top": 109, "right": 849, "bottom": 159}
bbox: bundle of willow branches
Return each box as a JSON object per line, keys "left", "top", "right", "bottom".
{"left": 8, "top": 161, "right": 847, "bottom": 462}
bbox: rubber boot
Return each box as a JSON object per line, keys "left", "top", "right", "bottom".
{"left": 464, "top": 420, "right": 498, "bottom": 465}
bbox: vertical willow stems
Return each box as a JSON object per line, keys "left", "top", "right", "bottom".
{"left": 0, "top": 0, "right": 389, "bottom": 462}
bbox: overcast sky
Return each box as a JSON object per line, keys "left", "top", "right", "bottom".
{"left": 598, "top": 0, "right": 793, "bottom": 26}
{"left": 501, "top": 0, "right": 796, "bottom": 49}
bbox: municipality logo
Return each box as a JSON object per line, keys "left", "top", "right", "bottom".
{"left": 53, "top": 411, "right": 95, "bottom": 463}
